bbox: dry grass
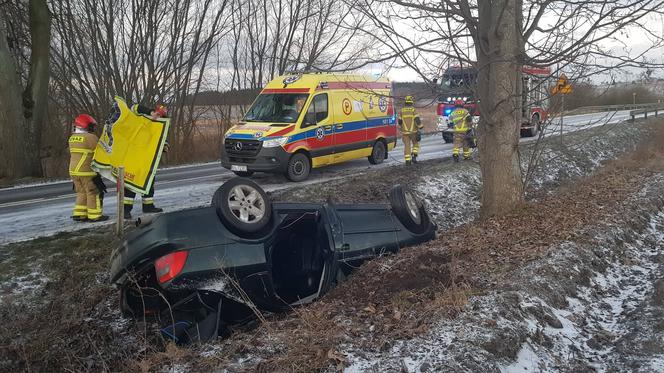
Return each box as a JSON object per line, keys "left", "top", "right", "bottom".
{"left": 2, "top": 121, "right": 663, "bottom": 372}
{"left": 211, "top": 121, "right": 664, "bottom": 372}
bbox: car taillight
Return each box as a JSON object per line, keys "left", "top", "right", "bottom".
{"left": 154, "top": 251, "right": 188, "bottom": 284}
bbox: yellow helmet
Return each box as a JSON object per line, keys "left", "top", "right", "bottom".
{"left": 405, "top": 95, "right": 414, "bottom": 105}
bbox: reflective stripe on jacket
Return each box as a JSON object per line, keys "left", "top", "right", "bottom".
{"left": 450, "top": 108, "right": 471, "bottom": 133}
{"left": 399, "top": 106, "right": 422, "bottom": 135}
{"left": 69, "top": 132, "right": 99, "bottom": 176}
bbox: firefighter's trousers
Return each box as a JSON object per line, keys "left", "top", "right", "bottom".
{"left": 453, "top": 131, "right": 472, "bottom": 159}
{"left": 402, "top": 133, "right": 420, "bottom": 161}
{"left": 124, "top": 184, "right": 156, "bottom": 208}
{"left": 72, "top": 176, "right": 102, "bottom": 220}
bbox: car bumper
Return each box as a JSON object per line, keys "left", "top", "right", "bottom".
{"left": 221, "top": 143, "right": 291, "bottom": 173}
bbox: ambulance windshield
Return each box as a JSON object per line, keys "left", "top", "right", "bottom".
{"left": 244, "top": 93, "right": 309, "bottom": 124}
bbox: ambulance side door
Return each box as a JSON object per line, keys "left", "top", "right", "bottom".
{"left": 302, "top": 93, "right": 334, "bottom": 167}
{"left": 332, "top": 91, "right": 367, "bottom": 163}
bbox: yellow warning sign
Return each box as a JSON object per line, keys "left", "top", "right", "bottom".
{"left": 552, "top": 74, "right": 573, "bottom": 95}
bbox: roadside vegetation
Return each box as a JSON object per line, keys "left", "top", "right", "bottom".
{"left": 1, "top": 119, "right": 662, "bottom": 371}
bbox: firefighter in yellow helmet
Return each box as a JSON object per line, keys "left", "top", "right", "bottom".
{"left": 69, "top": 114, "right": 108, "bottom": 222}
{"left": 449, "top": 99, "right": 473, "bottom": 162}
{"left": 398, "top": 95, "right": 423, "bottom": 165}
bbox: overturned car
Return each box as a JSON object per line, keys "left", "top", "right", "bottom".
{"left": 110, "top": 178, "right": 436, "bottom": 343}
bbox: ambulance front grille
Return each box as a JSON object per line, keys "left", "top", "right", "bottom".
{"left": 225, "top": 139, "right": 262, "bottom": 157}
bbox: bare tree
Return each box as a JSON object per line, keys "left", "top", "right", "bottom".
{"left": 47, "top": 0, "right": 232, "bottom": 163}
{"left": 356, "top": 0, "right": 664, "bottom": 216}
{"left": 0, "top": 0, "right": 51, "bottom": 179}
{"left": 226, "top": 0, "right": 374, "bottom": 92}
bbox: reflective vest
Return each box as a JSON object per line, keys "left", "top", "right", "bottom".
{"left": 450, "top": 108, "right": 471, "bottom": 133}
{"left": 399, "top": 106, "right": 421, "bottom": 135}
{"left": 69, "top": 132, "right": 99, "bottom": 177}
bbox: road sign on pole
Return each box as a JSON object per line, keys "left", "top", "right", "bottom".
{"left": 552, "top": 74, "right": 573, "bottom": 95}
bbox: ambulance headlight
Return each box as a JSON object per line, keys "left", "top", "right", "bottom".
{"left": 263, "top": 137, "right": 288, "bottom": 148}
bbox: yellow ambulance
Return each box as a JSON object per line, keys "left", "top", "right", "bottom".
{"left": 220, "top": 73, "right": 396, "bottom": 181}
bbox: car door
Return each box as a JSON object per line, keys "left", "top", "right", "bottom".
{"left": 332, "top": 204, "right": 401, "bottom": 263}
{"left": 302, "top": 93, "right": 334, "bottom": 167}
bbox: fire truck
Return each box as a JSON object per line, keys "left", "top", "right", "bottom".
{"left": 437, "top": 65, "right": 551, "bottom": 143}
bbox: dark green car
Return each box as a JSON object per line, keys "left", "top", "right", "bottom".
{"left": 110, "top": 178, "right": 436, "bottom": 344}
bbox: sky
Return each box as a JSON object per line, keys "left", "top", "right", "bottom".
{"left": 369, "top": 4, "right": 664, "bottom": 84}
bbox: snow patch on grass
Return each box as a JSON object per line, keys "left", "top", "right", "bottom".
{"left": 504, "top": 210, "right": 664, "bottom": 372}
{"left": 415, "top": 168, "right": 481, "bottom": 230}
{"left": 0, "top": 263, "right": 48, "bottom": 305}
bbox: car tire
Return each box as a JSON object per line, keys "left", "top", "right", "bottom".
{"left": 285, "top": 153, "right": 311, "bottom": 182}
{"left": 368, "top": 140, "right": 386, "bottom": 165}
{"left": 388, "top": 185, "right": 430, "bottom": 234}
{"left": 233, "top": 171, "right": 254, "bottom": 177}
{"left": 524, "top": 115, "right": 540, "bottom": 137}
{"left": 212, "top": 177, "right": 272, "bottom": 234}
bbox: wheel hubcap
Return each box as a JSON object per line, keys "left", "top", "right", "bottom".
{"left": 404, "top": 192, "right": 422, "bottom": 224}
{"left": 228, "top": 185, "right": 265, "bottom": 223}
{"left": 293, "top": 161, "right": 304, "bottom": 175}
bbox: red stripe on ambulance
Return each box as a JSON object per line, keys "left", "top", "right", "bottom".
{"left": 262, "top": 88, "right": 310, "bottom": 94}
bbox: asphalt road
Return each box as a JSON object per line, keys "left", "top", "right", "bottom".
{"left": 0, "top": 109, "right": 645, "bottom": 220}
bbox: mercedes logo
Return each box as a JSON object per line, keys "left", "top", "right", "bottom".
{"left": 234, "top": 142, "right": 243, "bottom": 151}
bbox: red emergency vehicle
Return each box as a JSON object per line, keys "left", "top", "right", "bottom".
{"left": 437, "top": 65, "right": 552, "bottom": 142}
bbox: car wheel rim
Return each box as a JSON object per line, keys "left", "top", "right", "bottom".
{"left": 404, "top": 192, "right": 422, "bottom": 224}
{"left": 292, "top": 160, "right": 305, "bottom": 175}
{"left": 228, "top": 185, "right": 265, "bottom": 223}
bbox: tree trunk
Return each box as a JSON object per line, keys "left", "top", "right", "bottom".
{"left": 0, "top": 24, "right": 28, "bottom": 179}
{"left": 23, "top": 0, "right": 52, "bottom": 177}
{"left": 0, "top": 0, "right": 51, "bottom": 180}
{"left": 475, "top": 0, "right": 525, "bottom": 217}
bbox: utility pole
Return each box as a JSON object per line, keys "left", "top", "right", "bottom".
{"left": 560, "top": 94, "right": 564, "bottom": 146}
{"left": 633, "top": 92, "right": 636, "bottom": 106}
{"left": 116, "top": 167, "right": 125, "bottom": 237}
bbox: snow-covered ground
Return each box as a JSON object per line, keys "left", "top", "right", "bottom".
{"left": 343, "top": 175, "right": 664, "bottom": 372}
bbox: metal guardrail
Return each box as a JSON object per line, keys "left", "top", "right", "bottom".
{"left": 558, "top": 103, "right": 661, "bottom": 116}
{"left": 629, "top": 104, "right": 664, "bottom": 120}
{"left": 571, "top": 102, "right": 663, "bottom": 113}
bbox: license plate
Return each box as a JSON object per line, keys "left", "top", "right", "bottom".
{"left": 231, "top": 165, "right": 247, "bottom": 172}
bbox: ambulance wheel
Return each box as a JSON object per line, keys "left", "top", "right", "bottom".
{"left": 286, "top": 153, "right": 310, "bottom": 182}
{"left": 233, "top": 171, "right": 254, "bottom": 177}
{"left": 524, "top": 114, "right": 540, "bottom": 137}
{"left": 212, "top": 177, "right": 272, "bottom": 235}
{"left": 368, "top": 140, "right": 386, "bottom": 165}
{"left": 388, "top": 185, "right": 430, "bottom": 234}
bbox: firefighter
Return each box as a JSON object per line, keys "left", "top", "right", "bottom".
{"left": 123, "top": 104, "right": 168, "bottom": 219}
{"left": 449, "top": 99, "right": 472, "bottom": 162}
{"left": 69, "top": 114, "right": 108, "bottom": 222}
{"left": 398, "top": 95, "right": 423, "bottom": 165}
